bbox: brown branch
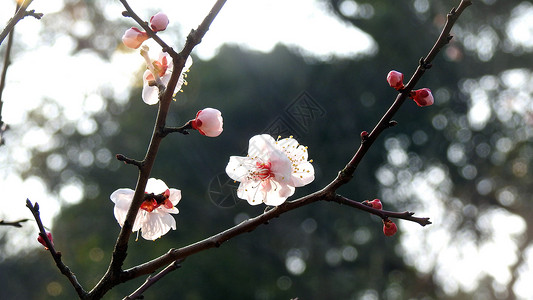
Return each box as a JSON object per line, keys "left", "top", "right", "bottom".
{"left": 325, "top": 0, "right": 472, "bottom": 192}
{"left": 88, "top": 1, "right": 228, "bottom": 298}
{"left": 333, "top": 195, "right": 431, "bottom": 226}
{"left": 43, "top": 0, "right": 466, "bottom": 297}
{"left": 25, "top": 199, "right": 89, "bottom": 299}
{"left": 159, "top": 121, "right": 193, "bottom": 137}
{"left": 119, "top": 0, "right": 177, "bottom": 56}
{"left": 123, "top": 260, "right": 183, "bottom": 300}
{"left": 117, "top": 0, "right": 470, "bottom": 283}
{"left": 0, "top": 0, "right": 38, "bottom": 46}
{"left": 115, "top": 154, "right": 143, "bottom": 168}
{"left": 0, "top": 4, "right": 19, "bottom": 130}
{"left": 0, "top": 218, "right": 29, "bottom": 227}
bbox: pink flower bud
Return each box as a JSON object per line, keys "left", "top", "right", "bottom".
{"left": 411, "top": 88, "right": 434, "bottom": 107}
{"left": 37, "top": 232, "right": 53, "bottom": 250}
{"left": 122, "top": 27, "right": 149, "bottom": 49}
{"left": 383, "top": 220, "right": 397, "bottom": 237}
{"left": 191, "top": 108, "right": 223, "bottom": 137}
{"left": 387, "top": 70, "right": 404, "bottom": 90}
{"left": 150, "top": 12, "right": 169, "bottom": 32}
{"left": 369, "top": 199, "right": 382, "bottom": 210}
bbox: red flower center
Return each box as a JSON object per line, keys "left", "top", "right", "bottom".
{"left": 141, "top": 189, "right": 172, "bottom": 212}
{"left": 252, "top": 162, "right": 273, "bottom": 180}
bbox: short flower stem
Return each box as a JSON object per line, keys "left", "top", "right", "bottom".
{"left": 159, "top": 121, "right": 193, "bottom": 137}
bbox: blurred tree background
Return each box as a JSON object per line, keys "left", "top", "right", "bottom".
{"left": 1, "top": 0, "right": 533, "bottom": 299}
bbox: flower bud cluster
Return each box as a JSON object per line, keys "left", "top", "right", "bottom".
{"left": 386, "top": 70, "right": 434, "bottom": 107}
{"left": 362, "top": 198, "right": 398, "bottom": 237}
{"left": 122, "top": 12, "right": 169, "bottom": 49}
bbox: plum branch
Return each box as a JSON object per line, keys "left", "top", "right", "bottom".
{"left": 25, "top": 0, "right": 471, "bottom": 298}
{"left": 0, "top": 0, "right": 42, "bottom": 46}
{"left": 26, "top": 199, "right": 88, "bottom": 298}
{"left": 119, "top": 0, "right": 471, "bottom": 285}
{"left": 0, "top": 218, "right": 29, "bottom": 227}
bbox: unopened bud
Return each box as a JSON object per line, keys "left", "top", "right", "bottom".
{"left": 383, "top": 220, "right": 397, "bottom": 237}
{"left": 37, "top": 232, "right": 53, "bottom": 250}
{"left": 150, "top": 12, "right": 169, "bottom": 32}
{"left": 387, "top": 70, "right": 404, "bottom": 90}
{"left": 410, "top": 88, "right": 434, "bottom": 107}
{"left": 122, "top": 27, "right": 149, "bottom": 49}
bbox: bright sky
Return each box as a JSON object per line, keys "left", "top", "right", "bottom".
{"left": 1, "top": 0, "right": 533, "bottom": 298}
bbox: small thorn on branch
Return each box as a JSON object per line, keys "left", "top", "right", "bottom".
{"left": 116, "top": 154, "right": 143, "bottom": 168}
{"left": 122, "top": 11, "right": 131, "bottom": 17}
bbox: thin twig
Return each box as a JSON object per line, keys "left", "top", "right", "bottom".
{"left": 333, "top": 195, "right": 431, "bottom": 226}
{"left": 159, "top": 121, "right": 193, "bottom": 137}
{"left": 25, "top": 199, "right": 88, "bottom": 299}
{"left": 325, "top": 0, "right": 472, "bottom": 191}
{"left": 123, "top": 260, "right": 183, "bottom": 300}
{"left": 119, "top": 0, "right": 177, "bottom": 57}
{"left": 0, "top": 4, "right": 19, "bottom": 128}
{"left": 0, "top": 0, "right": 37, "bottom": 46}
{"left": 0, "top": 218, "right": 30, "bottom": 227}
{"left": 116, "top": 154, "right": 143, "bottom": 168}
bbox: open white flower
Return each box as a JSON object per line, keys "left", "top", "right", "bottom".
{"left": 110, "top": 178, "right": 181, "bottom": 240}
{"left": 225, "top": 134, "right": 314, "bottom": 206}
{"left": 140, "top": 46, "right": 193, "bottom": 105}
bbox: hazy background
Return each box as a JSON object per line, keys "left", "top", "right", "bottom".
{"left": 1, "top": 0, "right": 533, "bottom": 299}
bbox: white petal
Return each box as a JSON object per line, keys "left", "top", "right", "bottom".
{"left": 142, "top": 69, "right": 160, "bottom": 105}
{"left": 140, "top": 211, "right": 176, "bottom": 240}
{"left": 248, "top": 134, "right": 276, "bottom": 160}
{"left": 268, "top": 149, "right": 293, "bottom": 184}
{"left": 263, "top": 181, "right": 294, "bottom": 206}
{"left": 145, "top": 178, "right": 169, "bottom": 194}
{"left": 291, "top": 161, "right": 315, "bottom": 187}
{"left": 226, "top": 156, "right": 253, "bottom": 181}
{"left": 169, "top": 188, "right": 181, "bottom": 205}
{"left": 110, "top": 188, "right": 134, "bottom": 226}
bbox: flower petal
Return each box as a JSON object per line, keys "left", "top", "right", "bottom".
{"left": 110, "top": 188, "right": 135, "bottom": 226}
{"left": 145, "top": 178, "right": 169, "bottom": 194}
{"left": 140, "top": 211, "right": 177, "bottom": 240}
{"left": 291, "top": 161, "right": 315, "bottom": 187}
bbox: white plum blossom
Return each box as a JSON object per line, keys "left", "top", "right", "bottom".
{"left": 110, "top": 178, "right": 181, "bottom": 240}
{"left": 225, "top": 134, "right": 315, "bottom": 206}
{"left": 191, "top": 108, "right": 223, "bottom": 137}
{"left": 140, "top": 46, "right": 193, "bottom": 105}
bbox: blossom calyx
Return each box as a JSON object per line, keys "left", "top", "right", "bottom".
{"left": 387, "top": 70, "right": 404, "bottom": 90}
{"left": 191, "top": 108, "right": 224, "bottom": 137}
{"left": 37, "top": 232, "right": 53, "bottom": 250}
{"left": 150, "top": 12, "right": 169, "bottom": 32}
{"left": 410, "top": 88, "right": 434, "bottom": 107}
{"left": 383, "top": 219, "right": 397, "bottom": 237}
{"left": 122, "top": 27, "right": 149, "bottom": 49}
